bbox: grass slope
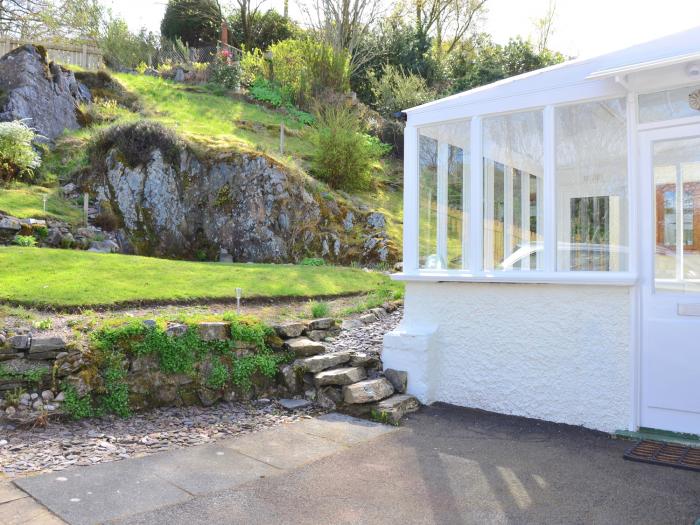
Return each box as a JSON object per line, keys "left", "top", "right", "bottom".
{"left": 0, "top": 185, "right": 83, "bottom": 223}
{"left": 0, "top": 247, "right": 399, "bottom": 308}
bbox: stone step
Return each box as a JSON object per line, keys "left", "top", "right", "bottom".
{"left": 284, "top": 337, "right": 326, "bottom": 357}
{"left": 343, "top": 377, "right": 394, "bottom": 404}
{"left": 371, "top": 394, "right": 420, "bottom": 425}
{"left": 314, "top": 366, "right": 366, "bottom": 387}
{"left": 295, "top": 352, "right": 351, "bottom": 374}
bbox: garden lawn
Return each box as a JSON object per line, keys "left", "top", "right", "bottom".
{"left": 114, "top": 74, "right": 314, "bottom": 160}
{"left": 0, "top": 185, "right": 83, "bottom": 224}
{"left": 0, "top": 247, "right": 400, "bottom": 308}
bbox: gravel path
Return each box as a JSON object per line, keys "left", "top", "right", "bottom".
{"left": 0, "top": 309, "right": 403, "bottom": 478}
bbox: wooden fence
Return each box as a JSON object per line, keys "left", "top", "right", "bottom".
{"left": 0, "top": 38, "right": 103, "bottom": 69}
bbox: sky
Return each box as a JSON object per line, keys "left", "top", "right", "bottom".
{"left": 105, "top": 0, "right": 700, "bottom": 59}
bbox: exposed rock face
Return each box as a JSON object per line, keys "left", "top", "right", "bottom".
{"left": 0, "top": 45, "right": 91, "bottom": 139}
{"left": 85, "top": 132, "right": 397, "bottom": 264}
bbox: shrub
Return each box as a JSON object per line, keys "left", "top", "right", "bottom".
{"left": 310, "top": 301, "right": 330, "bottom": 319}
{"left": 228, "top": 8, "right": 298, "bottom": 51}
{"left": 309, "top": 104, "right": 385, "bottom": 191}
{"left": 161, "top": 0, "right": 222, "bottom": 47}
{"left": 209, "top": 50, "right": 241, "bottom": 90}
{"left": 249, "top": 78, "right": 285, "bottom": 107}
{"left": 0, "top": 120, "right": 41, "bottom": 184}
{"left": 13, "top": 235, "right": 37, "bottom": 247}
{"left": 369, "top": 64, "right": 436, "bottom": 117}
{"left": 300, "top": 257, "right": 325, "bottom": 266}
{"left": 99, "top": 18, "right": 158, "bottom": 69}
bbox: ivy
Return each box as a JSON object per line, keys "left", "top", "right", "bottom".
{"left": 206, "top": 358, "right": 229, "bottom": 389}
{"left": 231, "top": 350, "right": 288, "bottom": 392}
{"left": 62, "top": 384, "right": 95, "bottom": 420}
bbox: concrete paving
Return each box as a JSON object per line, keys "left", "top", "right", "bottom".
{"left": 11, "top": 405, "right": 700, "bottom": 525}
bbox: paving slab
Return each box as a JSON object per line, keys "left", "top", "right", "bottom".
{"left": 14, "top": 456, "right": 191, "bottom": 525}
{"left": 220, "top": 424, "right": 347, "bottom": 470}
{"left": 0, "top": 481, "right": 29, "bottom": 504}
{"left": 292, "top": 412, "right": 399, "bottom": 445}
{"left": 137, "top": 443, "right": 280, "bottom": 495}
{"left": 1, "top": 495, "right": 66, "bottom": 525}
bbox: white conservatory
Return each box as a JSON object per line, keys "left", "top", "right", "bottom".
{"left": 383, "top": 27, "right": 700, "bottom": 435}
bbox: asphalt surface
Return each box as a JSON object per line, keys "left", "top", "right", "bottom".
{"left": 117, "top": 404, "right": 700, "bottom": 525}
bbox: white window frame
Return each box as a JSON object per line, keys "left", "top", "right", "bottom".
{"left": 404, "top": 98, "right": 638, "bottom": 286}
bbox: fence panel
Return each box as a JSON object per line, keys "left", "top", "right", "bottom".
{"left": 0, "top": 38, "right": 103, "bottom": 69}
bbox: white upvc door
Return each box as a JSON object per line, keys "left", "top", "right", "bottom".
{"left": 639, "top": 123, "right": 700, "bottom": 435}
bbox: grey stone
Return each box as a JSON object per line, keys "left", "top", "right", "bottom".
{"left": 366, "top": 212, "right": 386, "bottom": 229}
{"left": 218, "top": 249, "right": 233, "bottom": 263}
{"left": 88, "top": 239, "right": 119, "bottom": 253}
{"left": 198, "top": 322, "right": 230, "bottom": 341}
{"left": 284, "top": 337, "right": 325, "bottom": 357}
{"left": 280, "top": 364, "right": 301, "bottom": 394}
{"left": 341, "top": 319, "right": 363, "bottom": 330}
{"left": 349, "top": 352, "right": 380, "bottom": 368}
{"left": 9, "top": 335, "right": 30, "bottom": 350}
{"left": 165, "top": 323, "right": 189, "bottom": 337}
{"left": 359, "top": 313, "right": 377, "bottom": 324}
{"left": 1, "top": 358, "right": 49, "bottom": 376}
{"left": 277, "top": 398, "right": 312, "bottom": 410}
{"left": 143, "top": 319, "right": 157, "bottom": 328}
{"left": 306, "top": 329, "right": 332, "bottom": 341}
{"left": 343, "top": 378, "right": 394, "bottom": 404}
{"left": 307, "top": 318, "right": 334, "bottom": 330}
{"left": 369, "top": 307, "right": 388, "bottom": 319}
{"left": 174, "top": 67, "right": 186, "bottom": 82}
{"left": 295, "top": 352, "right": 351, "bottom": 373}
{"left": 0, "top": 45, "right": 90, "bottom": 140}
{"left": 0, "top": 215, "right": 21, "bottom": 232}
{"left": 54, "top": 392, "right": 65, "bottom": 402}
{"left": 32, "top": 399, "right": 43, "bottom": 410}
{"left": 29, "top": 336, "right": 65, "bottom": 353}
{"left": 384, "top": 369, "right": 408, "bottom": 394}
{"left": 314, "top": 366, "right": 366, "bottom": 387}
{"left": 41, "top": 390, "right": 54, "bottom": 402}
{"left": 5, "top": 406, "right": 16, "bottom": 417}
{"left": 372, "top": 394, "right": 420, "bottom": 424}
{"left": 273, "top": 322, "right": 305, "bottom": 339}
{"left": 316, "top": 386, "right": 343, "bottom": 408}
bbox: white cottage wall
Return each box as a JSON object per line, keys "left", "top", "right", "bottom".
{"left": 383, "top": 282, "right": 633, "bottom": 432}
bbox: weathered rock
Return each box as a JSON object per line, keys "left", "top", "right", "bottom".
{"left": 384, "top": 369, "right": 408, "bottom": 394}
{"left": 316, "top": 386, "right": 343, "bottom": 409}
{"left": 0, "top": 352, "right": 23, "bottom": 361}
{"left": 306, "top": 329, "right": 332, "bottom": 342}
{"left": 359, "top": 313, "right": 377, "bottom": 324}
{"left": 165, "top": 323, "right": 188, "bottom": 337}
{"left": 273, "top": 322, "right": 305, "bottom": 339}
{"left": 307, "top": 318, "right": 334, "bottom": 331}
{"left": 277, "top": 398, "right": 311, "bottom": 410}
{"left": 295, "top": 352, "right": 351, "bottom": 373}
{"left": 343, "top": 378, "right": 394, "bottom": 404}
{"left": 284, "top": 337, "right": 325, "bottom": 357}
{"left": 9, "top": 335, "right": 30, "bottom": 350}
{"left": 0, "top": 45, "right": 90, "bottom": 139}
{"left": 369, "top": 307, "right": 388, "bottom": 319}
{"left": 88, "top": 240, "right": 120, "bottom": 253}
{"left": 29, "top": 337, "right": 65, "bottom": 353}
{"left": 314, "top": 366, "right": 366, "bottom": 386}
{"left": 5, "top": 406, "right": 16, "bottom": 417}
{"left": 0, "top": 215, "right": 21, "bottom": 236}
{"left": 198, "top": 322, "right": 230, "bottom": 341}
{"left": 280, "top": 364, "right": 302, "bottom": 394}
{"left": 366, "top": 212, "right": 386, "bottom": 230}
{"left": 372, "top": 394, "right": 420, "bottom": 424}
{"left": 341, "top": 319, "right": 363, "bottom": 330}
{"left": 349, "top": 352, "right": 380, "bottom": 368}
{"left": 41, "top": 390, "right": 54, "bottom": 402}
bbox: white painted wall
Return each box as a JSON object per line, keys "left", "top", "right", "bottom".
{"left": 383, "top": 282, "right": 633, "bottom": 433}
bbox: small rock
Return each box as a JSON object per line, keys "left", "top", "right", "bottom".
{"left": 273, "top": 322, "right": 305, "bottom": 339}
{"left": 41, "top": 390, "right": 55, "bottom": 402}
{"left": 384, "top": 369, "right": 408, "bottom": 394}
{"left": 343, "top": 378, "right": 394, "bottom": 404}
{"left": 32, "top": 399, "right": 43, "bottom": 410}
{"left": 54, "top": 392, "right": 65, "bottom": 402}
{"left": 30, "top": 393, "right": 38, "bottom": 400}
{"left": 341, "top": 319, "right": 363, "bottom": 330}
{"left": 19, "top": 393, "right": 30, "bottom": 405}
{"left": 45, "top": 404, "right": 57, "bottom": 411}
{"left": 371, "top": 394, "right": 420, "bottom": 425}
{"left": 277, "top": 399, "right": 311, "bottom": 410}
{"left": 284, "top": 337, "right": 325, "bottom": 357}
{"left": 369, "top": 307, "right": 388, "bottom": 319}
{"left": 359, "top": 313, "right": 377, "bottom": 324}
{"left": 307, "top": 318, "right": 334, "bottom": 331}
{"left": 314, "top": 366, "right": 366, "bottom": 386}
{"left": 5, "top": 406, "right": 16, "bottom": 417}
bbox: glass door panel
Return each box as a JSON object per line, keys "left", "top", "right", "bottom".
{"left": 653, "top": 136, "right": 700, "bottom": 292}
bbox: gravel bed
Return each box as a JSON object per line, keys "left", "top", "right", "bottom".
{"left": 0, "top": 401, "right": 326, "bottom": 478}
{"left": 325, "top": 307, "right": 402, "bottom": 354}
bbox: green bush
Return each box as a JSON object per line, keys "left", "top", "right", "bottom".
{"left": 309, "top": 104, "right": 385, "bottom": 191}
{"left": 0, "top": 120, "right": 41, "bottom": 184}
{"left": 99, "top": 17, "right": 158, "bottom": 69}
{"left": 310, "top": 301, "right": 330, "bottom": 319}
{"left": 368, "top": 64, "right": 436, "bottom": 117}
{"left": 300, "top": 257, "right": 325, "bottom": 266}
{"left": 249, "top": 78, "right": 285, "bottom": 107}
{"left": 161, "top": 0, "right": 221, "bottom": 47}
{"left": 13, "top": 235, "right": 37, "bottom": 247}
{"left": 209, "top": 49, "right": 241, "bottom": 90}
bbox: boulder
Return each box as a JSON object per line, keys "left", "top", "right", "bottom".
{"left": 314, "top": 366, "right": 366, "bottom": 386}
{"left": 88, "top": 240, "right": 120, "bottom": 253}
{"left": 0, "top": 45, "right": 91, "bottom": 139}
{"left": 384, "top": 369, "right": 408, "bottom": 394}
{"left": 198, "top": 322, "right": 230, "bottom": 341}
{"left": 284, "top": 337, "right": 325, "bottom": 357}
{"left": 9, "top": 335, "right": 31, "bottom": 350}
{"left": 295, "top": 352, "right": 351, "bottom": 373}
{"left": 372, "top": 394, "right": 420, "bottom": 425}
{"left": 273, "top": 322, "right": 305, "bottom": 339}
{"left": 343, "top": 378, "right": 394, "bottom": 404}
{"left": 307, "top": 318, "right": 334, "bottom": 331}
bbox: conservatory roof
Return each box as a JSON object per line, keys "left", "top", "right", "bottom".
{"left": 405, "top": 26, "right": 700, "bottom": 117}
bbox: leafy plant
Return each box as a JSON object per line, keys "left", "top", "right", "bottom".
{"left": 13, "top": 235, "right": 37, "bottom": 247}
{"left": 62, "top": 384, "right": 95, "bottom": 420}
{"left": 249, "top": 78, "right": 284, "bottom": 107}
{"left": 33, "top": 318, "right": 53, "bottom": 330}
{"left": 310, "top": 301, "right": 330, "bottom": 319}
{"left": 224, "top": 313, "right": 274, "bottom": 351}
{"left": 368, "top": 64, "right": 436, "bottom": 117}
{"left": 300, "top": 257, "right": 325, "bottom": 266}
{"left": 0, "top": 120, "right": 41, "bottom": 184}
{"left": 231, "top": 350, "right": 281, "bottom": 392}
{"left": 309, "top": 104, "right": 384, "bottom": 191}
{"left": 206, "top": 358, "right": 229, "bottom": 389}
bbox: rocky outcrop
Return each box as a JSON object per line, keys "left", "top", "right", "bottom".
{"left": 81, "top": 122, "right": 397, "bottom": 264}
{"left": 0, "top": 45, "right": 91, "bottom": 140}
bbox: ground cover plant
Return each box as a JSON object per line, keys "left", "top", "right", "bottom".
{"left": 0, "top": 247, "right": 399, "bottom": 308}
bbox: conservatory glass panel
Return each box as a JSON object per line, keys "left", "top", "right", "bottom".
{"left": 555, "top": 98, "right": 628, "bottom": 271}
{"left": 418, "top": 120, "right": 470, "bottom": 270}
{"left": 483, "top": 110, "right": 543, "bottom": 271}
{"left": 654, "top": 136, "right": 700, "bottom": 292}
{"left": 639, "top": 84, "right": 700, "bottom": 123}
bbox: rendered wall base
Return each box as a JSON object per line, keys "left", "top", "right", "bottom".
{"left": 383, "top": 282, "right": 633, "bottom": 433}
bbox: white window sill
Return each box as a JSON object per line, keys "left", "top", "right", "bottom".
{"left": 392, "top": 271, "right": 638, "bottom": 286}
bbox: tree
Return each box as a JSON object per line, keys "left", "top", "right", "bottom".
{"left": 161, "top": 0, "right": 223, "bottom": 47}
{"left": 228, "top": 7, "right": 297, "bottom": 50}
{"left": 534, "top": 0, "right": 556, "bottom": 53}
{"left": 414, "top": 0, "right": 487, "bottom": 55}
{"left": 100, "top": 16, "right": 158, "bottom": 69}
{"left": 0, "top": 0, "right": 49, "bottom": 38}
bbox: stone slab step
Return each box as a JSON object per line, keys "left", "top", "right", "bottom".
{"left": 295, "top": 352, "right": 351, "bottom": 373}
{"left": 314, "top": 366, "right": 366, "bottom": 387}
{"left": 372, "top": 394, "right": 420, "bottom": 425}
{"left": 284, "top": 337, "right": 326, "bottom": 357}
{"left": 343, "top": 377, "right": 394, "bottom": 404}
